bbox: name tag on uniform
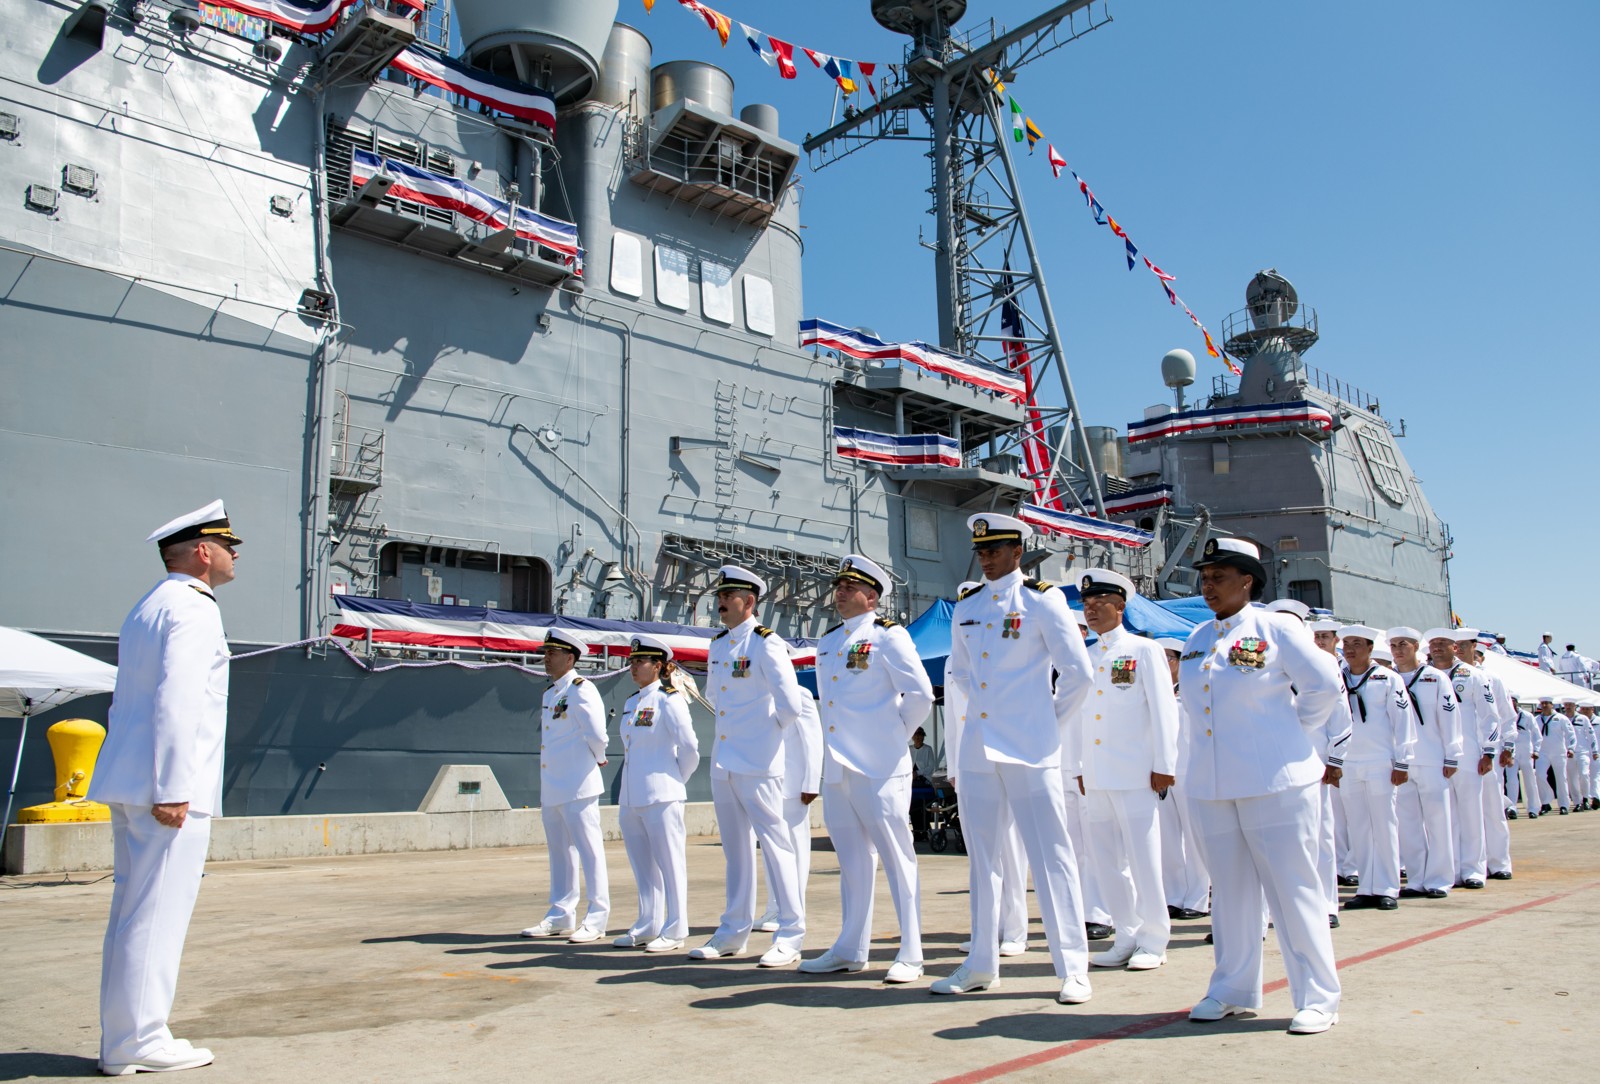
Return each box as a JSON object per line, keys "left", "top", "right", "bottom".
{"left": 1111, "top": 657, "right": 1137, "bottom": 686}
{"left": 1180, "top": 650, "right": 1204, "bottom": 662}
{"left": 732, "top": 657, "right": 752, "bottom": 678}
{"left": 1002, "top": 612, "right": 1024, "bottom": 639}
{"left": 1228, "top": 637, "right": 1267, "bottom": 669}
{"left": 552, "top": 696, "right": 568, "bottom": 718}
{"left": 846, "top": 642, "right": 872, "bottom": 671}
{"left": 633, "top": 708, "right": 655, "bottom": 727}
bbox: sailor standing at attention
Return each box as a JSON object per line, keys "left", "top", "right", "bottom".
{"left": 523, "top": 629, "right": 610, "bottom": 942}
{"left": 1426, "top": 628, "right": 1494, "bottom": 889}
{"left": 1533, "top": 696, "right": 1573, "bottom": 814}
{"left": 1155, "top": 637, "right": 1211, "bottom": 923}
{"left": 1563, "top": 697, "right": 1594, "bottom": 812}
{"left": 693, "top": 565, "right": 814, "bottom": 967}
{"left": 1335, "top": 626, "right": 1415, "bottom": 912}
{"left": 1387, "top": 628, "right": 1461, "bottom": 899}
{"left": 1288, "top": 605, "right": 1349, "bottom": 928}
{"left": 613, "top": 635, "right": 700, "bottom": 953}
{"left": 89, "top": 500, "right": 241, "bottom": 1076}
{"left": 799, "top": 555, "right": 934, "bottom": 983}
{"left": 1070, "top": 569, "right": 1179, "bottom": 972}
{"left": 1179, "top": 538, "right": 1344, "bottom": 1035}
{"left": 1537, "top": 633, "right": 1556, "bottom": 673}
{"left": 1459, "top": 632, "right": 1516, "bottom": 879}
{"left": 1505, "top": 696, "right": 1542, "bottom": 820}
{"left": 934, "top": 514, "right": 1095, "bottom": 1003}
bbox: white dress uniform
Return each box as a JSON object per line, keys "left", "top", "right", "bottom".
{"left": 1338, "top": 644, "right": 1416, "bottom": 903}
{"left": 1584, "top": 711, "right": 1600, "bottom": 802}
{"left": 617, "top": 645, "right": 700, "bottom": 946}
{"left": 1537, "top": 640, "right": 1556, "bottom": 672}
{"left": 1508, "top": 708, "right": 1543, "bottom": 817}
{"left": 1312, "top": 658, "right": 1353, "bottom": 919}
{"left": 809, "top": 559, "right": 935, "bottom": 973}
{"left": 1536, "top": 707, "right": 1574, "bottom": 811}
{"left": 89, "top": 503, "right": 237, "bottom": 1071}
{"left": 1069, "top": 607, "right": 1179, "bottom": 963}
{"left": 1477, "top": 660, "right": 1517, "bottom": 876}
{"left": 1438, "top": 652, "right": 1497, "bottom": 885}
{"left": 1178, "top": 571, "right": 1343, "bottom": 1019}
{"left": 1157, "top": 671, "right": 1212, "bottom": 915}
{"left": 537, "top": 656, "right": 611, "bottom": 935}
{"left": 1392, "top": 658, "right": 1461, "bottom": 894}
{"left": 702, "top": 570, "right": 813, "bottom": 958}
{"left": 1568, "top": 708, "right": 1595, "bottom": 807}
{"left": 943, "top": 519, "right": 1095, "bottom": 993}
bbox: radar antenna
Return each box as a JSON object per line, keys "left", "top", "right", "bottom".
{"left": 804, "top": 1, "right": 1114, "bottom": 515}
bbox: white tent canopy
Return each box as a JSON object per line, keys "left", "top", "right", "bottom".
{"left": 2, "top": 626, "right": 118, "bottom": 830}
{"left": 1477, "top": 650, "right": 1600, "bottom": 709}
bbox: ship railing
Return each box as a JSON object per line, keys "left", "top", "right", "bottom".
{"left": 638, "top": 126, "right": 784, "bottom": 206}
{"left": 331, "top": 423, "right": 384, "bottom": 490}
{"left": 1209, "top": 365, "right": 1381, "bottom": 415}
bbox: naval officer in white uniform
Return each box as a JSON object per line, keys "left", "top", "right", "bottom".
{"left": 1178, "top": 538, "right": 1344, "bottom": 1035}
{"left": 1070, "top": 569, "right": 1179, "bottom": 971}
{"left": 933, "top": 513, "right": 1096, "bottom": 1004}
{"left": 90, "top": 500, "right": 240, "bottom": 1076}
{"left": 614, "top": 635, "right": 700, "bottom": 952}
{"left": 524, "top": 628, "right": 611, "bottom": 941}
{"left": 1336, "top": 626, "right": 1415, "bottom": 911}
{"left": 694, "top": 565, "right": 815, "bottom": 967}
{"left": 800, "top": 555, "right": 934, "bottom": 982}
{"left": 1388, "top": 627, "right": 1461, "bottom": 898}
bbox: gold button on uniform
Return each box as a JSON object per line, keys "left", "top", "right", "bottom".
{"left": 1204, "top": 707, "right": 1211, "bottom": 714}
{"left": 980, "top": 712, "right": 988, "bottom": 719}
{"left": 980, "top": 682, "right": 987, "bottom": 689}
{"left": 1097, "top": 689, "right": 1104, "bottom": 696}
{"left": 987, "top": 623, "right": 993, "bottom": 629}
{"left": 1095, "top": 714, "right": 1101, "bottom": 720}
{"left": 1205, "top": 729, "right": 1212, "bottom": 736}
{"left": 829, "top": 726, "right": 835, "bottom": 732}
{"left": 1204, "top": 685, "right": 1210, "bottom": 691}
{"left": 982, "top": 652, "right": 989, "bottom": 658}
{"left": 1094, "top": 738, "right": 1101, "bottom": 745}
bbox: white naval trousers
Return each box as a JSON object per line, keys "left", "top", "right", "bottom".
{"left": 100, "top": 805, "right": 212, "bottom": 1064}
{"left": 1340, "top": 775, "right": 1401, "bottom": 899}
{"left": 619, "top": 800, "right": 689, "bottom": 941}
{"left": 1538, "top": 755, "right": 1570, "bottom": 811}
{"left": 959, "top": 764, "right": 1088, "bottom": 979}
{"left": 757, "top": 795, "right": 814, "bottom": 921}
{"left": 1568, "top": 753, "right": 1592, "bottom": 807}
{"left": 1589, "top": 754, "right": 1600, "bottom": 802}
{"left": 1187, "top": 783, "right": 1341, "bottom": 1014}
{"left": 1159, "top": 783, "right": 1211, "bottom": 913}
{"left": 1396, "top": 771, "right": 1455, "bottom": 893}
{"left": 711, "top": 772, "right": 805, "bottom": 949}
{"left": 1333, "top": 784, "right": 1355, "bottom": 879}
{"left": 1062, "top": 783, "right": 1111, "bottom": 928}
{"left": 1315, "top": 784, "right": 1337, "bottom": 915}
{"left": 1482, "top": 770, "right": 1512, "bottom": 876}
{"left": 1514, "top": 752, "right": 1541, "bottom": 815}
{"left": 1085, "top": 787, "right": 1170, "bottom": 954}
{"left": 822, "top": 769, "right": 922, "bottom": 965}
{"left": 541, "top": 795, "right": 610, "bottom": 931}
{"left": 1448, "top": 766, "right": 1488, "bottom": 882}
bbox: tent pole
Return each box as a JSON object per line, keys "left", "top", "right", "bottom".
{"left": 3, "top": 699, "right": 31, "bottom": 848}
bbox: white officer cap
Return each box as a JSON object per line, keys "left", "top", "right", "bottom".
{"left": 1339, "top": 624, "right": 1382, "bottom": 643}
{"left": 628, "top": 633, "right": 673, "bottom": 661}
{"left": 146, "top": 498, "right": 243, "bottom": 548}
{"left": 966, "top": 513, "right": 1033, "bottom": 547}
{"left": 1309, "top": 619, "right": 1342, "bottom": 633}
{"left": 1422, "top": 627, "right": 1459, "bottom": 644}
{"left": 1387, "top": 626, "right": 1422, "bottom": 642}
{"left": 1191, "top": 537, "right": 1268, "bottom": 600}
{"left": 715, "top": 564, "right": 766, "bottom": 597}
{"left": 1072, "top": 608, "right": 1089, "bottom": 627}
{"left": 1452, "top": 627, "right": 1480, "bottom": 642}
{"left": 1265, "top": 599, "right": 1310, "bottom": 621}
{"left": 1079, "top": 568, "right": 1134, "bottom": 601}
{"left": 834, "top": 554, "right": 889, "bottom": 595}
{"left": 542, "top": 628, "right": 588, "bottom": 655}
{"left": 1155, "top": 637, "right": 1186, "bottom": 654}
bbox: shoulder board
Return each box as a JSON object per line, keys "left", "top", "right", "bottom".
{"left": 186, "top": 584, "right": 217, "bottom": 602}
{"left": 755, "top": 625, "right": 774, "bottom": 638}
{"left": 958, "top": 584, "right": 982, "bottom": 601}
{"left": 874, "top": 617, "right": 898, "bottom": 629}
{"left": 823, "top": 621, "right": 844, "bottom": 636}
{"left": 660, "top": 681, "right": 676, "bottom": 695}
{"left": 1023, "top": 578, "right": 1053, "bottom": 592}
{"left": 571, "top": 676, "right": 585, "bottom": 685}
{"left": 713, "top": 629, "right": 729, "bottom": 641}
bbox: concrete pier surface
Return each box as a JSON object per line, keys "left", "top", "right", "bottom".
{"left": 3, "top": 811, "right": 1597, "bottom": 1083}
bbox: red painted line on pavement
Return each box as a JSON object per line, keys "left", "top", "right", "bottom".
{"left": 932, "top": 880, "right": 1600, "bottom": 1084}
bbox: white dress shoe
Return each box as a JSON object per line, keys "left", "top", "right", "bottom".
{"left": 1126, "top": 950, "right": 1167, "bottom": 971}
{"left": 688, "top": 937, "right": 748, "bottom": 960}
{"left": 1287, "top": 1008, "right": 1339, "bottom": 1034}
{"left": 999, "top": 939, "right": 1028, "bottom": 957}
{"left": 100, "top": 1044, "right": 215, "bottom": 1075}
{"left": 567, "top": 927, "right": 603, "bottom": 944}
{"left": 883, "top": 961, "right": 924, "bottom": 984}
{"left": 755, "top": 908, "right": 781, "bottom": 933}
{"left": 520, "top": 920, "right": 575, "bottom": 938}
{"left": 929, "top": 965, "right": 999, "bottom": 995}
{"left": 644, "top": 936, "right": 685, "bottom": 953}
{"left": 759, "top": 944, "right": 802, "bottom": 968}
{"left": 1057, "top": 974, "right": 1093, "bottom": 1004}
{"left": 1189, "top": 996, "right": 1248, "bottom": 1022}
{"left": 1090, "top": 943, "right": 1136, "bottom": 968}
{"left": 798, "top": 949, "right": 866, "bottom": 974}
{"left": 613, "top": 932, "right": 653, "bottom": 948}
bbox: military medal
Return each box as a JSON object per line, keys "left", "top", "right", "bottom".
{"left": 1228, "top": 637, "right": 1268, "bottom": 669}
{"left": 732, "top": 657, "right": 751, "bottom": 678}
{"left": 1002, "top": 612, "right": 1023, "bottom": 639}
{"left": 552, "top": 696, "right": 568, "bottom": 718}
{"left": 634, "top": 707, "right": 655, "bottom": 727}
{"left": 1111, "top": 657, "right": 1137, "bottom": 686}
{"left": 846, "top": 641, "right": 872, "bottom": 671}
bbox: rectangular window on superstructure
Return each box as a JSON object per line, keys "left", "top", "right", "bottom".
{"left": 743, "top": 275, "right": 775, "bottom": 336}
{"left": 610, "top": 234, "right": 643, "bottom": 298}
{"left": 701, "top": 260, "right": 734, "bottom": 324}
{"left": 654, "top": 245, "right": 691, "bottom": 311}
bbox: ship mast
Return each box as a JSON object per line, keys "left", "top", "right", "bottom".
{"left": 804, "top": 0, "right": 1113, "bottom": 515}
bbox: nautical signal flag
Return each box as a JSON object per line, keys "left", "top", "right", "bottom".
{"left": 1025, "top": 118, "right": 1043, "bottom": 151}
{"left": 768, "top": 36, "right": 797, "bottom": 78}
{"left": 1047, "top": 144, "right": 1067, "bottom": 178}
{"left": 1010, "top": 98, "right": 1025, "bottom": 142}
{"left": 1124, "top": 237, "right": 1138, "bottom": 270}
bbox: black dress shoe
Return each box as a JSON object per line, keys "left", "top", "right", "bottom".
{"left": 1328, "top": 914, "right": 1340, "bottom": 929}
{"left": 1507, "top": 809, "right": 1518, "bottom": 820}
{"left": 1085, "top": 923, "right": 1115, "bottom": 941}
{"left": 1341, "top": 894, "right": 1375, "bottom": 911}
{"left": 1487, "top": 871, "right": 1513, "bottom": 880}
{"left": 1204, "top": 932, "right": 1213, "bottom": 944}
{"left": 1337, "top": 874, "right": 1360, "bottom": 888}
{"left": 1560, "top": 808, "right": 1569, "bottom": 815}
{"left": 1461, "top": 877, "right": 1485, "bottom": 889}
{"left": 1541, "top": 804, "right": 1552, "bottom": 814}
{"left": 1423, "top": 888, "right": 1448, "bottom": 899}
{"left": 1173, "top": 908, "right": 1207, "bottom": 921}
{"left": 1375, "top": 896, "right": 1399, "bottom": 910}
{"left": 1398, "top": 887, "right": 1427, "bottom": 899}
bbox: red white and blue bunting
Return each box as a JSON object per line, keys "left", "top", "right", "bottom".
{"left": 800, "top": 318, "right": 1026, "bottom": 401}
{"left": 1102, "top": 484, "right": 1174, "bottom": 517}
{"left": 1018, "top": 504, "right": 1154, "bottom": 548}
{"left": 833, "top": 426, "right": 961, "bottom": 468}
{"left": 390, "top": 45, "right": 558, "bottom": 131}
{"left": 1127, "top": 401, "right": 1334, "bottom": 445}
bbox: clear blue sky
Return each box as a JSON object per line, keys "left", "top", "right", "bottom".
{"left": 630, "top": 0, "right": 1598, "bottom": 653}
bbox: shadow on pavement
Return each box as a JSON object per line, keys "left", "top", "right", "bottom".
{"left": 0, "top": 1052, "right": 101, "bottom": 1079}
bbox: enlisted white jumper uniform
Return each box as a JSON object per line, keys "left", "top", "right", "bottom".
{"left": 1070, "top": 623, "right": 1179, "bottom": 959}
{"left": 1507, "top": 708, "right": 1543, "bottom": 816}
{"left": 705, "top": 613, "right": 813, "bottom": 953}
{"left": 1568, "top": 708, "right": 1595, "bottom": 806}
{"left": 91, "top": 500, "right": 240, "bottom": 1072}
{"left": 538, "top": 667, "right": 611, "bottom": 934}
{"left": 1178, "top": 606, "right": 1344, "bottom": 1016}
{"left": 946, "top": 564, "right": 1094, "bottom": 983}
{"left": 1536, "top": 707, "right": 1574, "bottom": 811}
{"left": 1338, "top": 655, "right": 1416, "bottom": 902}
{"left": 1477, "top": 662, "right": 1517, "bottom": 875}
{"left": 814, "top": 599, "right": 935, "bottom": 968}
{"left": 1393, "top": 662, "right": 1462, "bottom": 894}
{"left": 617, "top": 671, "right": 700, "bottom": 943}
{"left": 1442, "top": 659, "right": 1497, "bottom": 884}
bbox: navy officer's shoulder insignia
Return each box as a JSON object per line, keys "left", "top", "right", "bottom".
{"left": 874, "top": 616, "right": 898, "bottom": 629}
{"left": 823, "top": 621, "right": 844, "bottom": 636}
{"left": 571, "top": 676, "right": 585, "bottom": 685}
{"left": 1023, "top": 577, "right": 1052, "bottom": 592}
{"left": 958, "top": 583, "right": 982, "bottom": 601}
{"left": 712, "top": 629, "right": 730, "bottom": 641}
{"left": 755, "top": 625, "right": 775, "bottom": 639}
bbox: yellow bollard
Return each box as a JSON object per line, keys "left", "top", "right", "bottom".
{"left": 18, "top": 718, "right": 111, "bottom": 823}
